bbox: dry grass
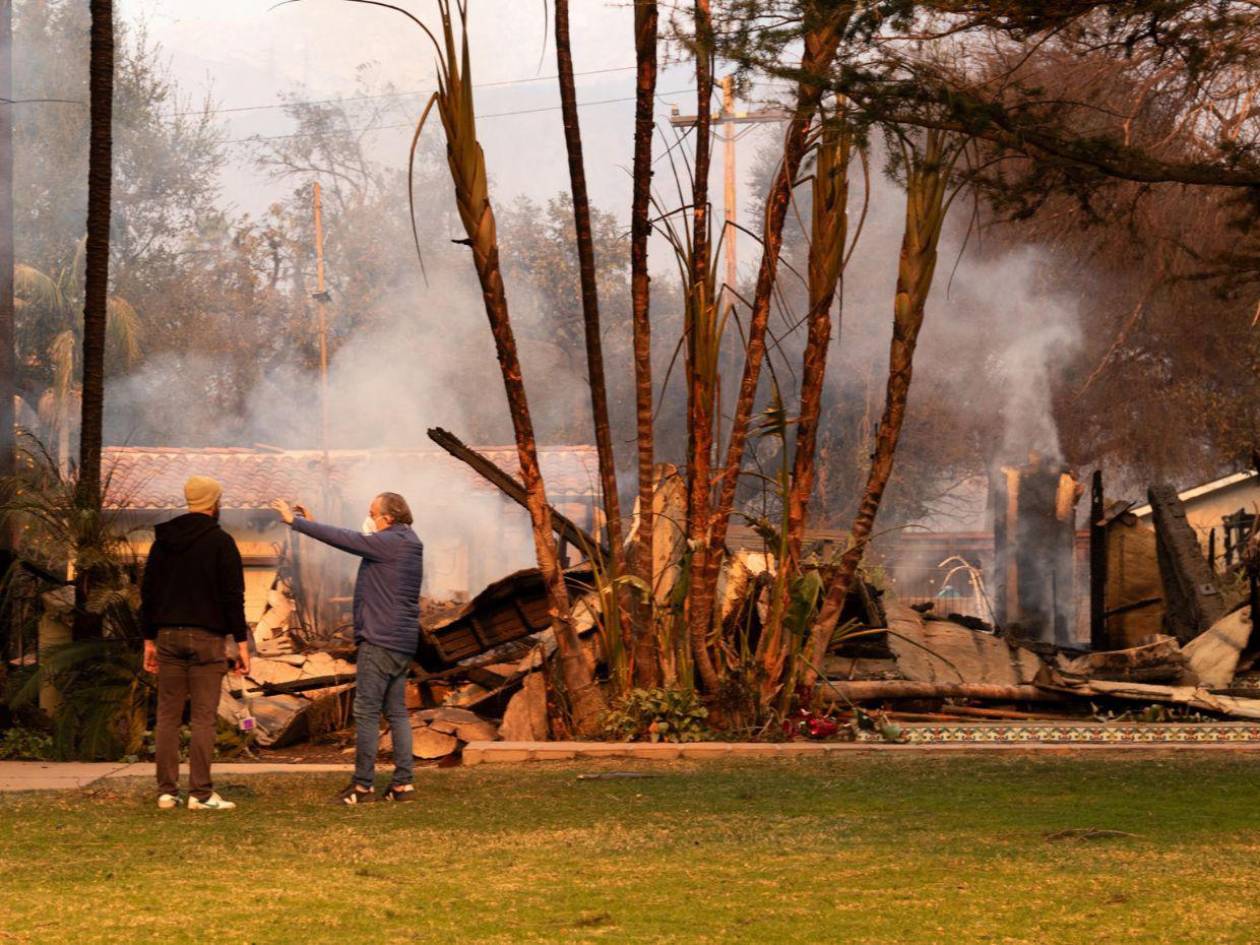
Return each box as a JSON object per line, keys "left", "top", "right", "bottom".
{"left": 3, "top": 754, "right": 1260, "bottom": 943}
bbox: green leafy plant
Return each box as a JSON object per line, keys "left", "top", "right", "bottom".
{"left": 11, "top": 592, "right": 152, "bottom": 760}
{"left": 0, "top": 726, "right": 55, "bottom": 760}
{"left": 2, "top": 441, "right": 151, "bottom": 760}
{"left": 602, "top": 687, "right": 711, "bottom": 743}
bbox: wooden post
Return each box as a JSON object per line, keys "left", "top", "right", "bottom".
{"left": 1089, "top": 469, "right": 1107, "bottom": 650}
{"left": 992, "top": 471, "right": 1009, "bottom": 627}
{"left": 721, "top": 75, "right": 736, "bottom": 299}
{"left": 1148, "top": 483, "right": 1226, "bottom": 642}
{"left": 426, "top": 426, "right": 608, "bottom": 560}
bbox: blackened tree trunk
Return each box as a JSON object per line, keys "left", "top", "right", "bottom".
{"left": 554, "top": 0, "right": 626, "bottom": 644}
{"left": 759, "top": 103, "right": 851, "bottom": 701}
{"left": 630, "top": 0, "right": 660, "bottom": 687}
{"left": 69, "top": 0, "right": 114, "bottom": 642}
{"left": 0, "top": 0, "right": 13, "bottom": 492}
{"left": 78, "top": 0, "right": 113, "bottom": 512}
{"left": 0, "top": 0, "right": 11, "bottom": 689}
{"left": 425, "top": 2, "right": 606, "bottom": 733}
{"left": 686, "top": 8, "right": 850, "bottom": 690}
{"left": 802, "top": 130, "right": 959, "bottom": 686}
{"left": 684, "top": 0, "right": 721, "bottom": 692}
{"left": 785, "top": 108, "right": 850, "bottom": 572}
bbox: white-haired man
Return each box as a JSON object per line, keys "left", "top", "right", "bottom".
{"left": 271, "top": 493, "right": 423, "bottom": 805}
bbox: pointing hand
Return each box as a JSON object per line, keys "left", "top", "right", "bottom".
{"left": 269, "top": 499, "right": 294, "bottom": 525}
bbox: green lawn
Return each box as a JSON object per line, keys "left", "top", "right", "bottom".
{"left": 2, "top": 754, "right": 1260, "bottom": 944}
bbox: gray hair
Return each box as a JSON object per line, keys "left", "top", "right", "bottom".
{"left": 376, "top": 492, "right": 413, "bottom": 525}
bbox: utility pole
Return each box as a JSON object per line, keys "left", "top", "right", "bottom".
{"left": 311, "top": 181, "right": 330, "bottom": 470}
{"left": 720, "top": 76, "right": 736, "bottom": 300}
{"left": 669, "top": 79, "right": 789, "bottom": 296}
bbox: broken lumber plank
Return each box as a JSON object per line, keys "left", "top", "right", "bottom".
{"left": 1104, "top": 514, "right": 1165, "bottom": 646}
{"left": 1083, "top": 679, "right": 1260, "bottom": 719}
{"left": 932, "top": 704, "right": 1082, "bottom": 721}
{"left": 820, "top": 680, "right": 1065, "bottom": 703}
{"left": 250, "top": 673, "right": 356, "bottom": 696}
{"left": 426, "top": 566, "right": 593, "bottom": 663}
{"left": 1148, "top": 483, "right": 1226, "bottom": 643}
{"left": 884, "top": 601, "right": 1045, "bottom": 686}
{"left": 427, "top": 426, "right": 608, "bottom": 560}
{"left": 1055, "top": 635, "right": 1185, "bottom": 683}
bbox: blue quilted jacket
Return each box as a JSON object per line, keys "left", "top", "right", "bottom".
{"left": 290, "top": 518, "right": 423, "bottom": 657}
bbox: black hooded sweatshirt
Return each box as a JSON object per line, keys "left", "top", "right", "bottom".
{"left": 140, "top": 512, "right": 249, "bottom": 642}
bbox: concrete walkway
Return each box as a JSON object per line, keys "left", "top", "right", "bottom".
{"left": 0, "top": 761, "right": 354, "bottom": 792}
{"left": 0, "top": 761, "right": 133, "bottom": 792}
{"left": 10, "top": 736, "right": 1260, "bottom": 790}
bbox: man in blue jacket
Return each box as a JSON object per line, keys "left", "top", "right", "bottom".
{"left": 271, "top": 493, "right": 423, "bottom": 805}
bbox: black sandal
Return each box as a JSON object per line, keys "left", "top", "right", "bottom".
{"left": 384, "top": 784, "right": 415, "bottom": 802}
{"left": 337, "top": 783, "right": 375, "bottom": 805}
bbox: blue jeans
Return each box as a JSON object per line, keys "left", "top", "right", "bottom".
{"left": 353, "top": 642, "right": 414, "bottom": 788}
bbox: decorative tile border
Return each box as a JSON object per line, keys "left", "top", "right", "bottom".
{"left": 852, "top": 722, "right": 1260, "bottom": 745}
{"left": 463, "top": 726, "right": 1260, "bottom": 764}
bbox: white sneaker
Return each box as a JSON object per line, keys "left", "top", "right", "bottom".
{"left": 188, "top": 792, "right": 236, "bottom": 811}
{"left": 157, "top": 793, "right": 181, "bottom": 810}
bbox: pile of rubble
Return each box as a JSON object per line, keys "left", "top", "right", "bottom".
{"left": 819, "top": 467, "right": 1260, "bottom": 723}
{"left": 215, "top": 560, "right": 597, "bottom": 757}
{"left": 215, "top": 443, "right": 1260, "bottom": 754}
{"left": 819, "top": 599, "right": 1260, "bottom": 723}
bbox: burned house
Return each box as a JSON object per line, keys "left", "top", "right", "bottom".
{"left": 1130, "top": 469, "right": 1260, "bottom": 569}
{"left": 103, "top": 444, "right": 603, "bottom": 621}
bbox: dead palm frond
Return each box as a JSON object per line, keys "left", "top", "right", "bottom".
{"left": 14, "top": 264, "right": 63, "bottom": 310}
{"left": 107, "top": 296, "right": 143, "bottom": 366}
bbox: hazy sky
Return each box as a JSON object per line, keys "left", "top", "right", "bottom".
{"left": 116, "top": 0, "right": 784, "bottom": 254}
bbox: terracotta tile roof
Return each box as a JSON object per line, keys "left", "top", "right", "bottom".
{"left": 102, "top": 445, "right": 601, "bottom": 510}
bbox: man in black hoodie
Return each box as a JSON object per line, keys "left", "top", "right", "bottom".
{"left": 140, "top": 476, "right": 250, "bottom": 811}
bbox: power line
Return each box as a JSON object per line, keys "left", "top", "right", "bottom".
{"left": 229, "top": 87, "right": 697, "bottom": 146}
{"left": 163, "top": 64, "right": 642, "bottom": 120}
{"left": 11, "top": 64, "right": 648, "bottom": 120}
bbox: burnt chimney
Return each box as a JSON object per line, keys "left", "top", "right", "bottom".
{"left": 993, "top": 451, "right": 1083, "bottom": 647}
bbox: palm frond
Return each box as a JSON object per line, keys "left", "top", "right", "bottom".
{"left": 14, "top": 264, "right": 63, "bottom": 310}
{"left": 107, "top": 296, "right": 143, "bottom": 365}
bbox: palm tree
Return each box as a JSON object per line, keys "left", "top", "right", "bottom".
{"left": 0, "top": 0, "right": 14, "bottom": 491}
{"left": 79, "top": 0, "right": 114, "bottom": 514}
{"left": 14, "top": 252, "right": 139, "bottom": 477}
{"left": 553, "top": 0, "right": 627, "bottom": 685}
{"left": 629, "top": 0, "right": 659, "bottom": 686}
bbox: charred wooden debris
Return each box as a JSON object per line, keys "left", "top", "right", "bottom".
{"left": 217, "top": 441, "right": 1260, "bottom": 756}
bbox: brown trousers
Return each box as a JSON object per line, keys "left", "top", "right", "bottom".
{"left": 155, "top": 627, "right": 228, "bottom": 800}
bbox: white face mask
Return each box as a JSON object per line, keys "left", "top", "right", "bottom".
{"left": 360, "top": 515, "right": 377, "bottom": 536}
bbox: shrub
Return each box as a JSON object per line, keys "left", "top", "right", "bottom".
{"left": 602, "top": 687, "right": 711, "bottom": 743}
{"left": 0, "top": 726, "right": 55, "bottom": 760}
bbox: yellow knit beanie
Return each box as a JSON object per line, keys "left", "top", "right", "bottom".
{"left": 184, "top": 475, "right": 223, "bottom": 514}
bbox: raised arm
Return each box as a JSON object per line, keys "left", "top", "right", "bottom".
{"left": 272, "top": 498, "right": 390, "bottom": 561}
{"left": 290, "top": 515, "right": 389, "bottom": 561}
